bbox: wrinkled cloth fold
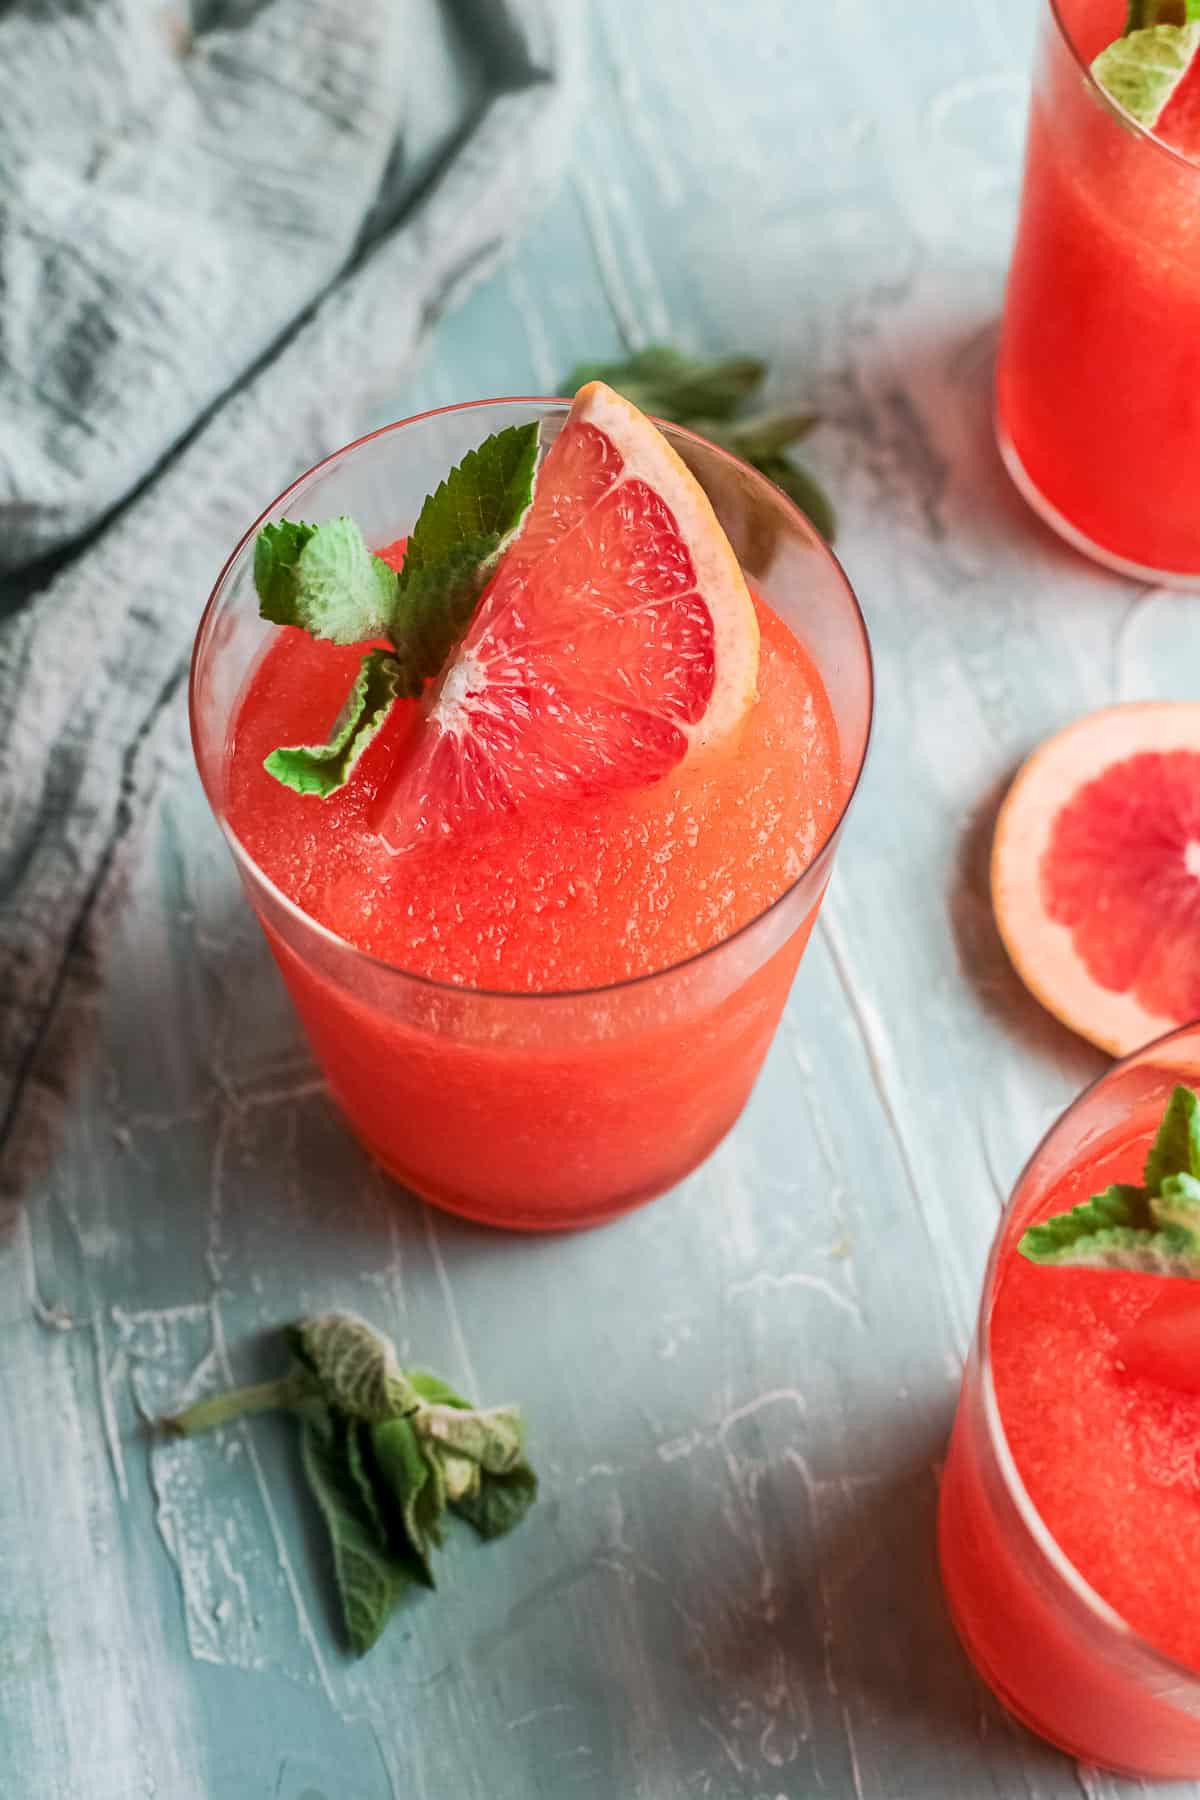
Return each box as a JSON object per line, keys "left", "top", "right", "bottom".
{"left": 0, "top": 0, "right": 580, "bottom": 1197}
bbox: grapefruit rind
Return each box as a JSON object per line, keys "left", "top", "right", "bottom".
{"left": 569, "top": 381, "right": 760, "bottom": 752}
{"left": 991, "top": 701, "right": 1200, "bottom": 1057}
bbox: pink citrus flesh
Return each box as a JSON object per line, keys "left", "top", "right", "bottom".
{"left": 1116, "top": 1284, "right": 1200, "bottom": 1393}
{"left": 992, "top": 703, "right": 1200, "bottom": 1055}
{"left": 992, "top": 1127, "right": 1200, "bottom": 1672}
{"left": 370, "top": 381, "right": 760, "bottom": 855}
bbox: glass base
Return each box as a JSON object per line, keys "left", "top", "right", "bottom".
{"left": 349, "top": 1114, "right": 739, "bottom": 1233}
{"left": 996, "top": 417, "right": 1200, "bottom": 591}
{"left": 937, "top": 1484, "right": 1200, "bottom": 1781}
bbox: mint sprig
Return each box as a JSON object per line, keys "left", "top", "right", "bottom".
{"left": 1020, "top": 1086, "right": 1200, "bottom": 1276}
{"left": 254, "top": 422, "right": 540, "bottom": 797}
{"left": 1093, "top": 7, "right": 1200, "bottom": 127}
{"left": 256, "top": 518, "right": 397, "bottom": 646}
{"left": 562, "top": 346, "right": 836, "bottom": 542}
{"left": 262, "top": 648, "right": 403, "bottom": 798}
{"left": 162, "top": 1312, "right": 538, "bottom": 1656}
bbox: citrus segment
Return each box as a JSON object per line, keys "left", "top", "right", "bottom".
{"left": 372, "top": 382, "right": 759, "bottom": 854}
{"left": 1116, "top": 1284, "right": 1200, "bottom": 1393}
{"left": 992, "top": 702, "right": 1200, "bottom": 1055}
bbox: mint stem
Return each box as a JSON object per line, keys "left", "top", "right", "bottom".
{"left": 162, "top": 1370, "right": 310, "bottom": 1437}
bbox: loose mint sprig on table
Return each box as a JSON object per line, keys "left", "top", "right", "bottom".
{"left": 1019, "top": 1085, "right": 1200, "bottom": 1276}
{"left": 562, "top": 346, "right": 837, "bottom": 544}
{"left": 162, "top": 1312, "right": 538, "bottom": 1655}
{"left": 254, "top": 422, "right": 540, "bottom": 796}
{"left": 1092, "top": 1, "right": 1200, "bottom": 129}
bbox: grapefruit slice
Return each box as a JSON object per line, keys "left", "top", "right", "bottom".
{"left": 992, "top": 703, "right": 1200, "bottom": 1056}
{"left": 373, "top": 381, "right": 759, "bottom": 854}
{"left": 1116, "top": 1286, "right": 1200, "bottom": 1393}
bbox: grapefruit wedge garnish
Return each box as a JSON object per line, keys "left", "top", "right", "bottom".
{"left": 373, "top": 381, "right": 759, "bottom": 853}
{"left": 1117, "top": 1286, "right": 1200, "bottom": 1394}
{"left": 992, "top": 702, "right": 1200, "bottom": 1056}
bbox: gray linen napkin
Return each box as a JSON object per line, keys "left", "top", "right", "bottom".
{"left": 0, "top": 0, "right": 580, "bottom": 1199}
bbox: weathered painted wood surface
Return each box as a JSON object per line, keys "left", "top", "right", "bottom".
{"left": 6, "top": 1, "right": 1200, "bottom": 1794}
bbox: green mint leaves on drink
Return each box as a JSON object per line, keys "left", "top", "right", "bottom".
{"left": 1019, "top": 1086, "right": 1200, "bottom": 1277}
{"left": 253, "top": 421, "right": 540, "bottom": 797}
{"left": 1094, "top": 4, "right": 1200, "bottom": 128}
{"left": 161, "top": 1312, "right": 537, "bottom": 1656}
{"left": 263, "top": 648, "right": 403, "bottom": 798}
{"left": 256, "top": 518, "right": 397, "bottom": 645}
{"left": 562, "top": 345, "right": 836, "bottom": 543}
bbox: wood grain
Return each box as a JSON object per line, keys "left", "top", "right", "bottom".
{"left": 4, "top": 1, "right": 1198, "bottom": 1794}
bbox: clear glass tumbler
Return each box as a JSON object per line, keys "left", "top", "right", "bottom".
{"left": 939, "top": 1023, "right": 1200, "bottom": 1778}
{"left": 997, "top": 0, "right": 1200, "bottom": 584}
{"left": 190, "top": 399, "right": 872, "bottom": 1231}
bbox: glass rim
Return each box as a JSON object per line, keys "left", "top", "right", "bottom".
{"left": 188, "top": 393, "right": 875, "bottom": 1006}
{"left": 1048, "top": 0, "right": 1200, "bottom": 177}
{"left": 977, "top": 1017, "right": 1200, "bottom": 1698}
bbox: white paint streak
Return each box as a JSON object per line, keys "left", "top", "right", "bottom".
{"left": 505, "top": 262, "right": 559, "bottom": 392}
{"left": 94, "top": 1323, "right": 129, "bottom": 1502}
{"left": 842, "top": 1702, "right": 869, "bottom": 1800}
{"left": 727, "top": 1269, "right": 863, "bottom": 1327}
{"left": 596, "top": 3, "right": 685, "bottom": 206}
{"left": 720, "top": 1388, "right": 808, "bottom": 1434}
{"left": 507, "top": 1703, "right": 577, "bottom": 1732}
{"left": 572, "top": 163, "right": 647, "bottom": 348}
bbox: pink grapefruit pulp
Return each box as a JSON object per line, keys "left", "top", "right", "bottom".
{"left": 992, "top": 704, "right": 1200, "bottom": 1055}
{"left": 372, "top": 381, "right": 760, "bottom": 855}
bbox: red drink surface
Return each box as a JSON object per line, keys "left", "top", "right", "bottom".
{"left": 227, "top": 588, "right": 840, "bottom": 991}
{"left": 998, "top": 0, "right": 1200, "bottom": 575}
{"left": 940, "top": 1117, "right": 1200, "bottom": 1775}
{"left": 222, "top": 582, "right": 843, "bottom": 1227}
{"left": 991, "top": 1132, "right": 1200, "bottom": 1671}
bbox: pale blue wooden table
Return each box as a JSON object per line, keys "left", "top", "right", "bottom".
{"left": 7, "top": 2, "right": 1200, "bottom": 1795}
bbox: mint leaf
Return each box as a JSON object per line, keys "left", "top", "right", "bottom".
{"left": 1145, "top": 1085, "right": 1200, "bottom": 1189}
{"left": 388, "top": 422, "right": 539, "bottom": 685}
{"left": 255, "top": 516, "right": 397, "bottom": 645}
{"left": 264, "top": 650, "right": 404, "bottom": 798}
{"left": 1092, "top": 21, "right": 1200, "bottom": 126}
{"left": 158, "top": 1313, "right": 539, "bottom": 1656}
{"left": 346, "top": 1418, "right": 392, "bottom": 1548}
{"left": 254, "top": 520, "right": 316, "bottom": 616}
{"left": 453, "top": 1462, "right": 539, "bottom": 1541}
{"left": 416, "top": 1402, "right": 525, "bottom": 1474}
{"left": 1019, "top": 1087, "right": 1200, "bottom": 1277}
{"left": 565, "top": 347, "right": 765, "bottom": 422}
{"left": 439, "top": 1451, "right": 482, "bottom": 1504}
{"left": 407, "top": 1370, "right": 472, "bottom": 1409}
{"left": 1019, "top": 1183, "right": 1156, "bottom": 1264}
{"left": 295, "top": 1313, "right": 420, "bottom": 1423}
{"left": 389, "top": 538, "right": 499, "bottom": 692}
{"left": 1018, "top": 1189, "right": 1195, "bottom": 1275}
{"left": 369, "top": 1416, "right": 440, "bottom": 1584}
{"left": 300, "top": 1406, "right": 414, "bottom": 1655}
{"left": 699, "top": 411, "right": 821, "bottom": 461}
{"left": 399, "top": 423, "right": 540, "bottom": 576}
{"left": 1155, "top": 1171, "right": 1200, "bottom": 1232}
